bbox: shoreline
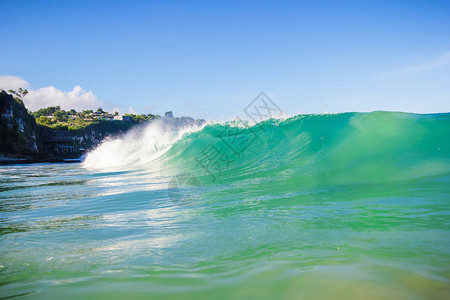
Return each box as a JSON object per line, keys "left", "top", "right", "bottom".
{"left": 0, "top": 154, "right": 84, "bottom": 165}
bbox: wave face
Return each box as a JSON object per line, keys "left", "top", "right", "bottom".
{"left": 90, "top": 111, "right": 450, "bottom": 187}
{"left": 1, "top": 111, "right": 449, "bottom": 299}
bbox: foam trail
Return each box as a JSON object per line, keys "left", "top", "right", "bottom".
{"left": 83, "top": 119, "right": 203, "bottom": 170}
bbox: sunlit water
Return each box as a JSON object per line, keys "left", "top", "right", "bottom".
{"left": 1, "top": 112, "right": 449, "bottom": 299}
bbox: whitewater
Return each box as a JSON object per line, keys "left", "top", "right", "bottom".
{"left": 1, "top": 111, "right": 449, "bottom": 299}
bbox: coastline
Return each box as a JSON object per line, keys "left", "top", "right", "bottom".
{"left": 0, "top": 154, "right": 84, "bottom": 165}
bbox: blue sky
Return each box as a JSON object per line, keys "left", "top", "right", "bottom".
{"left": 1, "top": 0, "right": 449, "bottom": 119}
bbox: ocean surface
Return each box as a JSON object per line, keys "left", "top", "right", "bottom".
{"left": 1, "top": 111, "right": 449, "bottom": 299}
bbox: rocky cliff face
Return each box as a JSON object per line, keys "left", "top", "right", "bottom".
{"left": 71, "top": 121, "right": 135, "bottom": 150}
{"left": 0, "top": 92, "right": 38, "bottom": 154}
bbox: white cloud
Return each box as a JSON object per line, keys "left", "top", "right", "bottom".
{"left": 26, "top": 85, "right": 102, "bottom": 111}
{"left": 0, "top": 75, "right": 29, "bottom": 90}
{"left": 0, "top": 74, "right": 103, "bottom": 112}
{"left": 380, "top": 51, "right": 450, "bottom": 78}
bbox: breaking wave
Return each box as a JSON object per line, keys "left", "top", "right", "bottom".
{"left": 83, "top": 111, "right": 450, "bottom": 186}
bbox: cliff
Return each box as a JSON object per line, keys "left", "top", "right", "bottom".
{"left": 71, "top": 121, "right": 135, "bottom": 150}
{"left": 0, "top": 91, "right": 205, "bottom": 164}
{"left": 0, "top": 91, "right": 38, "bottom": 155}
{"left": 0, "top": 91, "right": 134, "bottom": 161}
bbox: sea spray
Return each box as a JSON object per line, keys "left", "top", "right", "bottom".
{"left": 83, "top": 118, "right": 205, "bottom": 170}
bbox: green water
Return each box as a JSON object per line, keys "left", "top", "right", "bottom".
{"left": 1, "top": 112, "right": 449, "bottom": 299}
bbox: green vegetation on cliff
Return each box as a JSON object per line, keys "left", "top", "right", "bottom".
{"left": 32, "top": 106, "right": 160, "bottom": 130}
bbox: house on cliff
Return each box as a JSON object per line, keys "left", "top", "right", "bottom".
{"left": 41, "top": 130, "right": 76, "bottom": 154}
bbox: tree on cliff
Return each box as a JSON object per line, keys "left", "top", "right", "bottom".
{"left": 53, "top": 110, "right": 68, "bottom": 122}
{"left": 7, "top": 88, "right": 28, "bottom": 104}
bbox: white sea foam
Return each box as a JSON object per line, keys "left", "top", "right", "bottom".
{"left": 82, "top": 119, "right": 203, "bottom": 170}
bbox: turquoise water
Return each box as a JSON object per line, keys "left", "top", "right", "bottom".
{"left": 1, "top": 112, "right": 449, "bottom": 299}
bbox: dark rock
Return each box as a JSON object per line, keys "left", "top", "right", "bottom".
{"left": 0, "top": 91, "right": 38, "bottom": 154}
